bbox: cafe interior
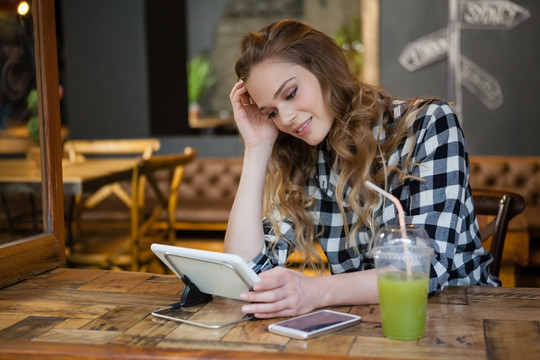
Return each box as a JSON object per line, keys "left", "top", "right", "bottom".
{"left": 0, "top": 1, "right": 539, "bottom": 359}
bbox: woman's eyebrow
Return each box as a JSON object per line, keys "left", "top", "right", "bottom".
{"left": 273, "top": 77, "right": 295, "bottom": 99}
{"left": 259, "top": 76, "right": 297, "bottom": 112}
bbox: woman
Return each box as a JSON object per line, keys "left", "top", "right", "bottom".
{"left": 225, "top": 19, "right": 500, "bottom": 319}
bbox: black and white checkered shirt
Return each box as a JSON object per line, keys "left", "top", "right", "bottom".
{"left": 249, "top": 100, "right": 501, "bottom": 295}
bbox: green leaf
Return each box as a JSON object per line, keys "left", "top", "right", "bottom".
{"left": 187, "top": 55, "right": 216, "bottom": 104}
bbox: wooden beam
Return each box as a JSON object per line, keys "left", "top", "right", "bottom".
{"left": 361, "top": 0, "right": 380, "bottom": 85}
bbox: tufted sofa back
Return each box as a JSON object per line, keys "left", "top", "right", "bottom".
{"left": 174, "top": 157, "right": 243, "bottom": 226}
{"left": 469, "top": 156, "right": 540, "bottom": 206}
{"left": 469, "top": 156, "right": 540, "bottom": 238}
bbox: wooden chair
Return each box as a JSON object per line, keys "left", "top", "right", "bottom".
{"left": 127, "top": 147, "right": 197, "bottom": 271}
{"left": 64, "top": 139, "right": 161, "bottom": 209}
{"left": 472, "top": 188, "right": 526, "bottom": 278}
{"left": 67, "top": 147, "right": 197, "bottom": 272}
{"left": 63, "top": 138, "right": 161, "bottom": 243}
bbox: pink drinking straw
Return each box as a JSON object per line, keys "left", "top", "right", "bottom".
{"left": 365, "top": 181, "right": 412, "bottom": 276}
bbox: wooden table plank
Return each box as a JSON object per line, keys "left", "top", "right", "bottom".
{"left": 128, "top": 275, "right": 184, "bottom": 296}
{"left": 349, "top": 335, "right": 487, "bottom": 360}
{"left": 81, "top": 305, "right": 153, "bottom": 332}
{"left": 111, "top": 316, "right": 180, "bottom": 347}
{"left": 484, "top": 319, "right": 540, "bottom": 360}
{"left": 77, "top": 271, "right": 153, "bottom": 293}
{"left": 0, "top": 313, "right": 28, "bottom": 331}
{"left": 283, "top": 334, "right": 356, "bottom": 356}
{"left": 0, "top": 280, "right": 179, "bottom": 307}
{"left": 420, "top": 318, "right": 485, "bottom": 350}
{"left": 222, "top": 319, "right": 288, "bottom": 345}
{"left": 32, "top": 328, "right": 122, "bottom": 345}
{"left": 0, "top": 316, "right": 65, "bottom": 341}
{"left": 0, "top": 298, "right": 112, "bottom": 319}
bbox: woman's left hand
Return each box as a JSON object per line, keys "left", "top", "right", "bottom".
{"left": 239, "top": 267, "right": 322, "bottom": 318}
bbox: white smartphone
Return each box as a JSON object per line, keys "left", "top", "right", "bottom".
{"left": 268, "top": 310, "right": 361, "bottom": 340}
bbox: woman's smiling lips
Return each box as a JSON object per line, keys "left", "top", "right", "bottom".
{"left": 294, "top": 117, "right": 312, "bottom": 136}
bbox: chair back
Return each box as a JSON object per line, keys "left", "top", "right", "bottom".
{"left": 63, "top": 138, "right": 161, "bottom": 208}
{"left": 64, "top": 138, "right": 161, "bottom": 162}
{"left": 472, "top": 188, "right": 525, "bottom": 277}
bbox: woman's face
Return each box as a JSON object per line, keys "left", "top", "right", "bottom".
{"left": 245, "top": 60, "right": 334, "bottom": 146}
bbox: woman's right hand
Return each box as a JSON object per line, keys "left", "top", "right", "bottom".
{"left": 230, "top": 80, "right": 279, "bottom": 150}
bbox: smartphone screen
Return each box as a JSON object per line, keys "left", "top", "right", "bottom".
{"left": 268, "top": 310, "right": 361, "bottom": 339}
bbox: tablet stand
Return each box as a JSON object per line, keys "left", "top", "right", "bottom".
{"left": 151, "top": 275, "right": 254, "bottom": 329}
{"left": 179, "top": 275, "right": 213, "bottom": 307}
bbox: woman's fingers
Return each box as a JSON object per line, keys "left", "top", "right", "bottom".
{"left": 242, "top": 300, "right": 298, "bottom": 319}
{"left": 239, "top": 267, "right": 317, "bottom": 318}
{"left": 230, "top": 81, "right": 246, "bottom": 108}
{"left": 230, "top": 81, "right": 252, "bottom": 105}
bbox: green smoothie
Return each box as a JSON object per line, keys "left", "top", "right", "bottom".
{"left": 377, "top": 272, "right": 429, "bottom": 340}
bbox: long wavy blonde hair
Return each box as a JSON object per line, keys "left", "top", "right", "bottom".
{"left": 235, "top": 20, "right": 424, "bottom": 272}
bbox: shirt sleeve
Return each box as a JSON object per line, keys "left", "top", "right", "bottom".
{"left": 247, "top": 218, "right": 296, "bottom": 274}
{"left": 403, "top": 101, "right": 500, "bottom": 295}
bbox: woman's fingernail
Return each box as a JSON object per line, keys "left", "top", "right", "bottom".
{"left": 240, "top": 292, "right": 248, "bottom": 300}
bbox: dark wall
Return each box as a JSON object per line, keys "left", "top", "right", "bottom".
{"left": 60, "top": 0, "right": 189, "bottom": 139}
{"left": 380, "top": 0, "right": 540, "bottom": 155}
{"left": 145, "top": 1, "right": 189, "bottom": 135}
{"left": 61, "top": 0, "right": 149, "bottom": 138}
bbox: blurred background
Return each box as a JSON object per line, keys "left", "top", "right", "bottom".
{"left": 0, "top": 0, "right": 538, "bottom": 157}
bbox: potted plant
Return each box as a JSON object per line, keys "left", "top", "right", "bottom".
{"left": 187, "top": 54, "right": 216, "bottom": 121}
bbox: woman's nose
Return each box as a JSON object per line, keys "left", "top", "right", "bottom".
{"left": 277, "top": 105, "right": 296, "bottom": 127}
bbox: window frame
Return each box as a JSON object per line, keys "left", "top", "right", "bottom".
{"left": 0, "top": 0, "right": 64, "bottom": 289}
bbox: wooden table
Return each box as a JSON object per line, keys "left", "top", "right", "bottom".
{"left": 0, "top": 158, "right": 136, "bottom": 195}
{"left": 0, "top": 158, "right": 137, "bottom": 241}
{"left": 0, "top": 268, "right": 538, "bottom": 360}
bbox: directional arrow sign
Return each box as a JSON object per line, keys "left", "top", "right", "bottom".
{"left": 460, "top": 0, "right": 531, "bottom": 29}
{"left": 398, "top": 0, "right": 530, "bottom": 116}
{"left": 460, "top": 56, "right": 503, "bottom": 110}
{"left": 399, "top": 28, "right": 448, "bottom": 71}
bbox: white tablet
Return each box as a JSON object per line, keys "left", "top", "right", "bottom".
{"left": 151, "top": 243, "right": 260, "bottom": 301}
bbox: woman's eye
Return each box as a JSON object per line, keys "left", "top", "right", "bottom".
{"left": 286, "top": 87, "right": 297, "bottom": 100}
{"left": 267, "top": 110, "right": 277, "bottom": 119}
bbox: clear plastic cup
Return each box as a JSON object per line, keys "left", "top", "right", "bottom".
{"left": 371, "top": 225, "right": 434, "bottom": 340}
